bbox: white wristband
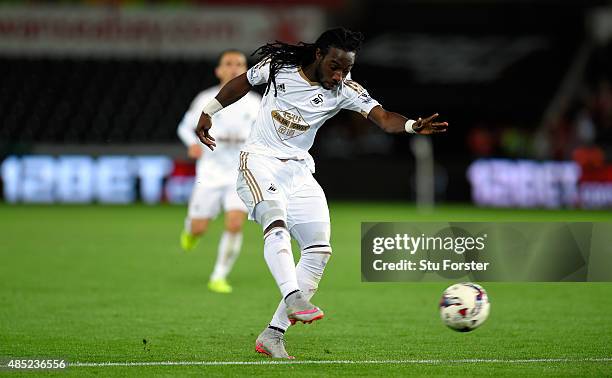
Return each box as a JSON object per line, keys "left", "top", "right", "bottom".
{"left": 202, "top": 98, "right": 223, "bottom": 116}
{"left": 405, "top": 119, "right": 417, "bottom": 134}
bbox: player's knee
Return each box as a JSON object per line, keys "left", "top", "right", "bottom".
{"left": 226, "top": 222, "right": 242, "bottom": 234}
{"left": 291, "top": 222, "right": 332, "bottom": 279}
{"left": 225, "top": 213, "right": 244, "bottom": 233}
{"left": 190, "top": 219, "right": 209, "bottom": 236}
{"left": 254, "top": 200, "right": 287, "bottom": 231}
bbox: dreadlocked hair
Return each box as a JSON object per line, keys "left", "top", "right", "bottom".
{"left": 251, "top": 27, "right": 364, "bottom": 96}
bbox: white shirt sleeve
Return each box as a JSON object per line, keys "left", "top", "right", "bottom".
{"left": 177, "top": 93, "right": 205, "bottom": 147}
{"left": 341, "top": 80, "right": 380, "bottom": 118}
{"left": 246, "top": 58, "right": 271, "bottom": 86}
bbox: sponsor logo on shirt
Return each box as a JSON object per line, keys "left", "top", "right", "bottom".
{"left": 270, "top": 108, "right": 311, "bottom": 141}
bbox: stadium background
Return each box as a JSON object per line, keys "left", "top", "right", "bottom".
{"left": 1, "top": 0, "right": 611, "bottom": 376}
{"left": 2, "top": 0, "right": 611, "bottom": 206}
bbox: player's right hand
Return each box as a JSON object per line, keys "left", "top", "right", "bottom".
{"left": 196, "top": 112, "right": 216, "bottom": 150}
{"left": 188, "top": 144, "right": 202, "bottom": 159}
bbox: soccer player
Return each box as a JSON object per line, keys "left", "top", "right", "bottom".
{"left": 177, "top": 50, "right": 261, "bottom": 294}
{"left": 195, "top": 28, "right": 448, "bottom": 357}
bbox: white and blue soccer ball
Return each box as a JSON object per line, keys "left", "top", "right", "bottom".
{"left": 439, "top": 282, "right": 490, "bottom": 332}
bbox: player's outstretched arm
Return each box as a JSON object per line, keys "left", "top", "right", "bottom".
{"left": 368, "top": 105, "right": 449, "bottom": 135}
{"left": 195, "top": 72, "right": 253, "bottom": 150}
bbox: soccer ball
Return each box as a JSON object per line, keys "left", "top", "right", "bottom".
{"left": 439, "top": 282, "right": 490, "bottom": 332}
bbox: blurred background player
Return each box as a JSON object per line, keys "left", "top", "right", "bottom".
{"left": 177, "top": 50, "right": 261, "bottom": 294}
{"left": 195, "top": 28, "right": 447, "bottom": 358}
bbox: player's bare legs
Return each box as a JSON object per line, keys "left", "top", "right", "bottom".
{"left": 181, "top": 218, "right": 210, "bottom": 251}
{"left": 181, "top": 211, "right": 246, "bottom": 293}
{"left": 207, "top": 210, "right": 246, "bottom": 293}
{"left": 225, "top": 210, "right": 246, "bottom": 234}
{"left": 190, "top": 218, "right": 210, "bottom": 236}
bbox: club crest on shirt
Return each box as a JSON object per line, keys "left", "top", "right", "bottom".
{"left": 271, "top": 108, "right": 311, "bottom": 141}
{"left": 310, "top": 93, "right": 324, "bottom": 107}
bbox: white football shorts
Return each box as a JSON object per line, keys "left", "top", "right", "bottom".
{"left": 188, "top": 180, "right": 247, "bottom": 219}
{"left": 236, "top": 151, "right": 330, "bottom": 229}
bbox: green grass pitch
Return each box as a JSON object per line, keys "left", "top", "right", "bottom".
{"left": 0, "top": 203, "right": 611, "bottom": 376}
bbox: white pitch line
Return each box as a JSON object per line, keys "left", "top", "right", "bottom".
{"left": 71, "top": 357, "right": 612, "bottom": 367}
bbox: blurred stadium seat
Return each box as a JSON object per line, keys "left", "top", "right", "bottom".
{"left": 0, "top": 57, "right": 214, "bottom": 143}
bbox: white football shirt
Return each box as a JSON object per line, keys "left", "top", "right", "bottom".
{"left": 244, "top": 60, "right": 380, "bottom": 172}
{"left": 178, "top": 85, "right": 261, "bottom": 186}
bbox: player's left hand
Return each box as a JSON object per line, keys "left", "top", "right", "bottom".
{"left": 413, "top": 113, "right": 449, "bottom": 135}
